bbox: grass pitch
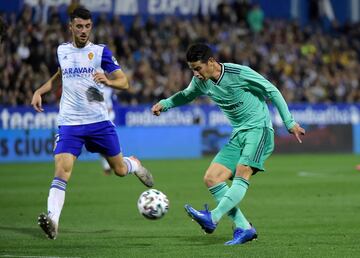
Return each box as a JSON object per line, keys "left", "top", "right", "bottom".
{"left": 1, "top": 154, "right": 360, "bottom": 258}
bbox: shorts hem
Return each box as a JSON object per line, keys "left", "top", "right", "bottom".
{"left": 238, "top": 160, "right": 265, "bottom": 172}
{"left": 53, "top": 151, "right": 79, "bottom": 157}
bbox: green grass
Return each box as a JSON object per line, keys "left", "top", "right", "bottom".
{"left": 1, "top": 154, "right": 360, "bottom": 257}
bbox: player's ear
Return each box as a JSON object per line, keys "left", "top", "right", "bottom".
{"left": 208, "top": 57, "right": 215, "bottom": 64}
{"left": 208, "top": 57, "right": 215, "bottom": 67}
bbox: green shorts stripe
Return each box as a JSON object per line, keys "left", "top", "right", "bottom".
{"left": 253, "top": 128, "right": 266, "bottom": 163}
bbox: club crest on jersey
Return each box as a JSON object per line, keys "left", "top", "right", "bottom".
{"left": 88, "top": 52, "right": 94, "bottom": 60}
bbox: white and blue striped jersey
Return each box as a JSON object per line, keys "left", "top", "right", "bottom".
{"left": 57, "top": 42, "right": 120, "bottom": 125}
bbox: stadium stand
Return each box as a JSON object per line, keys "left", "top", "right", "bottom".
{"left": 0, "top": 1, "right": 359, "bottom": 106}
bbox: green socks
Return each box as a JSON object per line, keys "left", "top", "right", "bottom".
{"left": 209, "top": 179, "right": 251, "bottom": 229}
{"left": 209, "top": 177, "right": 251, "bottom": 229}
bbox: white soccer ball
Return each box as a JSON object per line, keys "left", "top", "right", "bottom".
{"left": 137, "top": 189, "right": 169, "bottom": 220}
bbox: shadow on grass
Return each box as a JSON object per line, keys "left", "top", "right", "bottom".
{"left": 0, "top": 225, "right": 114, "bottom": 239}
{"left": 0, "top": 226, "right": 42, "bottom": 238}
{"left": 61, "top": 229, "right": 113, "bottom": 234}
{"left": 0, "top": 226, "right": 228, "bottom": 246}
{"left": 112, "top": 234, "right": 228, "bottom": 247}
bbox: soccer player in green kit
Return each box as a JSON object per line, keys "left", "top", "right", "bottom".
{"left": 151, "top": 43, "right": 305, "bottom": 245}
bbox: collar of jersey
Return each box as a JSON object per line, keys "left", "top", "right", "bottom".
{"left": 71, "top": 41, "right": 92, "bottom": 49}
{"left": 213, "top": 63, "right": 224, "bottom": 85}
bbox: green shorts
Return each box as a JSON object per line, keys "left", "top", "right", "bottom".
{"left": 212, "top": 127, "right": 274, "bottom": 176}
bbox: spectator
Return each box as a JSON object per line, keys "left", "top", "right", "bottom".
{"left": 0, "top": 2, "right": 359, "bottom": 106}
{"left": 247, "top": 3, "right": 264, "bottom": 33}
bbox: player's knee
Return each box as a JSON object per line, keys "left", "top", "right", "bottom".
{"left": 203, "top": 174, "right": 217, "bottom": 187}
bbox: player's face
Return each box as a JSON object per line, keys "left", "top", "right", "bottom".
{"left": 70, "top": 18, "right": 92, "bottom": 48}
{"left": 188, "top": 60, "right": 215, "bottom": 81}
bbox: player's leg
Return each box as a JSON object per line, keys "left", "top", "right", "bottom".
{"left": 38, "top": 127, "right": 82, "bottom": 240}
{"left": 211, "top": 128, "right": 274, "bottom": 222}
{"left": 39, "top": 153, "right": 76, "bottom": 240}
{"left": 50, "top": 153, "right": 77, "bottom": 219}
{"left": 205, "top": 137, "right": 256, "bottom": 232}
{"left": 84, "top": 121, "right": 153, "bottom": 187}
{"left": 205, "top": 145, "right": 252, "bottom": 230}
{"left": 210, "top": 165, "right": 252, "bottom": 225}
{"left": 213, "top": 127, "right": 274, "bottom": 245}
{"left": 100, "top": 155, "right": 112, "bottom": 175}
{"left": 185, "top": 139, "right": 246, "bottom": 233}
{"left": 106, "top": 154, "right": 154, "bottom": 187}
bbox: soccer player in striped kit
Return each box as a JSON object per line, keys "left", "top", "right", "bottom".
{"left": 31, "top": 7, "right": 154, "bottom": 239}
{"left": 152, "top": 43, "right": 305, "bottom": 245}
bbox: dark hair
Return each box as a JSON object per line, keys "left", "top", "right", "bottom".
{"left": 70, "top": 7, "right": 92, "bottom": 21}
{"left": 0, "top": 16, "right": 7, "bottom": 43}
{"left": 186, "top": 43, "right": 213, "bottom": 63}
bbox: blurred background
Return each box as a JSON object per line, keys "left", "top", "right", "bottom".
{"left": 0, "top": 0, "right": 359, "bottom": 162}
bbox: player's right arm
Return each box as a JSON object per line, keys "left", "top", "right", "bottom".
{"left": 31, "top": 68, "right": 61, "bottom": 112}
{"left": 151, "top": 78, "right": 203, "bottom": 116}
{"left": 241, "top": 66, "right": 305, "bottom": 142}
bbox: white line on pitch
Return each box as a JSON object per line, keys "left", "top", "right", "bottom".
{"left": 297, "top": 171, "right": 324, "bottom": 177}
{"left": 0, "top": 255, "right": 81, "bottom": 258}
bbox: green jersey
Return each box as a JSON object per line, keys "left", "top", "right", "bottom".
{"left": 160, "top": 63, "right": 296, "bottom": 137}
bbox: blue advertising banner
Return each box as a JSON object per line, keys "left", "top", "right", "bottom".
{"left": 1, "top": 104, "right": 360, "bottom": 129}
{"left": 0, "top": 104, "right": 359, "bottom": 162}
{"left": 0, "top": 126, "right": 202, "bottom": 162}
{"left": 0, "top": 129, "right": 98, "bottom": 162}
{"left": 0, "top": 106, "right": 58, "bottom": 130}
{"left": 354, "top": 124, "right": 360, "bottom": 154}
{"left": 116, "top": 104, "right": 360, "bottom": 127}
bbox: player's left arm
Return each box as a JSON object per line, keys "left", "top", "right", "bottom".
{"left": 93, "top": 69, "right": 129, "bottom": 90}
{"left": 94, "top": 45, "right": 129, "bottom": 90}
{"left": 242, "top": 66, "right": 305, "bottom": 143}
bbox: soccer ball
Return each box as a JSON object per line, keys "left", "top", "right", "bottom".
{"left": 137, "top": 189, "right": 169, "bottom": 220}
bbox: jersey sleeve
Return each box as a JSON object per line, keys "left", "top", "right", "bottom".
{"left": 241, "top": 66, "right": 296, "bottom": 130}
{"left": 159, "top": 77, "right": 204, "bottom": 112}
{"left": 101, "top": 46, "right": 121, "bottom": 73}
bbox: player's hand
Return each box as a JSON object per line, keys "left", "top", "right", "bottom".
{"left": 151, "top": 103, "right": 163, "bottom": 116}
{"left": 93, "top": 72, "right": 110, "bottom": 85}
{"left": 289, "top": 123, "right": 305, "bottom": 143}
{"left": 31, "top": 91, "right": 44, "bottom": 112}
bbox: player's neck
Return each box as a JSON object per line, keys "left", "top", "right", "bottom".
{"left": 72, "top": 40, "right": 90, "bottom": 48}
{"left": 211, "top": 62, "right": 223, "bottom": 82}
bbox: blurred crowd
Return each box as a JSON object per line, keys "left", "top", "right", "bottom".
{"left": 0, "top": 1, "right": 359, "bottom": 106}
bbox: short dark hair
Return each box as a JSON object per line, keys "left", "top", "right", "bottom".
{"left": 186, "top": 43, "right": 213, "bottom": 63}
{"left": 70, "top": 7, "right": 92, "bottom": 21}
{"left": 0, "top": 16, "right": 8, "bottom": 43}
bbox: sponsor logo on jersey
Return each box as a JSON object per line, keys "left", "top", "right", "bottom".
{"left": 62, "top": 67, "right": 95, "bottom": 78}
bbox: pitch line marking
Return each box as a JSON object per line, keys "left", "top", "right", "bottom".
{"left": 297, "top": 171, "right": 324, "bottom": 177}
{"left": 0, "top": 255, "right": 81, "bottom": 258}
